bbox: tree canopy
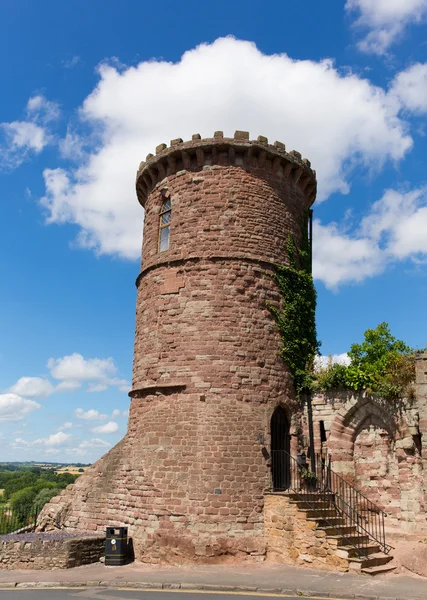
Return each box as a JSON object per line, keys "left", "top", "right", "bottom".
{"left": 314, "top": 322, "right": 415, "bottom": 400}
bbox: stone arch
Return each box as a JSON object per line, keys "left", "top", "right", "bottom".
{"left": 327, "top": 397, "right": 399, "bottom": 479}
{"left": 326, "top": 396, "right": 425, "bottom": 529}
{"left": 342, "top": 397, "right": 398, "bottom": 442}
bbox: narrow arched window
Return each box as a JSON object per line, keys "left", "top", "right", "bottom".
{"left": 159, "top": 193, "right": 171, "bottom": 252}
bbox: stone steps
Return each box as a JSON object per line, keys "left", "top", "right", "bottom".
{"left": 360, "top": 564, "right": 397, "bottom": 576}
{"left": 327, "top": 533, "right": 370, "bottom": 546}
{"left": 320, "top": 524, "right": 357, "bottom": 536}
{"left": 337, "top": 542, "right": 380, "bottom": 557}
{"left": 278, "top": 492, "right": 394, "bottom": 576}
{"left": 348, "top": 552, "right": 394, "bottom": 571}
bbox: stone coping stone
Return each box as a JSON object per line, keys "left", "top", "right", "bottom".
{"left": 0, "top": 531, "right": 104, "bottom": 543}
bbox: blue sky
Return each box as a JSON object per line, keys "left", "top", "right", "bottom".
{"left": 1, "top": 0, "right": 427, "bottom": 462}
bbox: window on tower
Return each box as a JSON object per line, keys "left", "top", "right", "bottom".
{"left": 159, "top": 193, "right": 171, "bottom": 252}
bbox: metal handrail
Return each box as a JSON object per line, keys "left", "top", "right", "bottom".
{"left": 271, "top": 450, "right": 392, "bottom": 557}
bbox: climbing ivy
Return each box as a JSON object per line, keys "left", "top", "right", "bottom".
{"left": 268, "top": 213, "right": 320, "bottom": 398}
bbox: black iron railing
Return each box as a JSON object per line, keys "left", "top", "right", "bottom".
{"left": 0, "top": 505, "right": 39, "bottom": 535}
{"left": 271, "top": 450, "right": 392, "bottom": 557}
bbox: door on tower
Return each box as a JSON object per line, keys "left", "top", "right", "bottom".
{"left": 271, "top": 406, "right": 290, "bottom": 491}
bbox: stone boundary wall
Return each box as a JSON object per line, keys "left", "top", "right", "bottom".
{"left": 264, "top": 494, "right": 348, "bottom": 572}
{"left": 0, "top": 534, "right": 105, "bottom": 570}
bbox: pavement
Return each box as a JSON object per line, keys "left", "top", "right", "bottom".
{"left": 0, "top": 561, "right": 426, "bottom": 600}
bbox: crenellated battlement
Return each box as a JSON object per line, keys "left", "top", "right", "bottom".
{"left": 136, "top": 130, "right": 317, "bottom": 208}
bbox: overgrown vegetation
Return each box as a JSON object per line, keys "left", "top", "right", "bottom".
{"left": 268, "top": 213, "right": 320, "bottom": 398}
{"left": 0, "top": 467, "right": 80, "bottom": 533}
{"left": 314, "top": 322, "right": 416, "bottom": 400}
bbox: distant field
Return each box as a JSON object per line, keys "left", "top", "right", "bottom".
{"left": 56, "top": 466, "right": 89, "bottom": 475}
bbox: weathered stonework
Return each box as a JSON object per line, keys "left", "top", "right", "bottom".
{"left": 37, "top": 132, "right": 316, "bottom": 563}
{"left": 305, "top": 357, "right": 427, "bottom": 533}
{"left": 0, "top": 533, "right": 105, "bottom": 570}
{"left": 264, "top": 494, "right": 348, "bottom": 572}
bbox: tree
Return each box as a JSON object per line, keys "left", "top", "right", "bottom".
{"left": 314, "top": 322, "right": 415, "bottom": 399}
{"left": 9, "top": 487, "right": 38, "bottom": 525}
{"left": 33, "top": 488, "right": 61, "bottom": 512}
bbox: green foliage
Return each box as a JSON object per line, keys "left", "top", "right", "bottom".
{"left": 300, "top": 467, "right": 317, "bottom": 480}
{"left": 9, "top": 487, "right": 38, "bottom": 524}
{"left": 33, "top": 487, "right": 61, "bottom": 512}
{"left": 1, "top": 469, "right": 78, "bottom": 500}
{"left": 314, "top": 322, "right": 415, "bottom": 399}
{"left": 0, "top": 467, "right": 80, "bottom": 533}
{"left": 268, "top": 213, "right": 319, "bottom": 398}
{"left": 3, "top": 473, "right": 38, "bottom": 500}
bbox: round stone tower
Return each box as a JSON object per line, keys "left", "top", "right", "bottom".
{"left": 38, "top": 130, "right": 316, "bottom": 563}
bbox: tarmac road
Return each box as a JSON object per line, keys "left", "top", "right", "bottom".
{"left": 0, "top": 589, "right": 340, "bottom": 600}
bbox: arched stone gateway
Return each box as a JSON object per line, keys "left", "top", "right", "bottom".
{"left": 314, "top": 394, "right": 425, "bottom": 531}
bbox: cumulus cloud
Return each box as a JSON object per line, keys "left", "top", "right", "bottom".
{"left": 314, "top": 187, "right": 427, "bottom": 289}
{"left": 390, "top": 63, "right": 427, "bottom": 114}
{"left": 313, "top": 219, "right": 384, "bottom": 289}
{"left": 314, "top": 353, "right": 351, "bottom": 370}
{"left": 75, "top": 408, "right": 108, "bottom": 421}
{"left": 55, "top": 380, "right": 82, "bottom": 393}
{"left": 48, "top": 353, "right": 130, "bottom": 393}
{"left": 48, "top": 353, "right": 116, "bottom": 381}
{"left": 15, "top": 431, "right": 71, "bottom": 447}
{"left": 40, "top": 37, "right": 412, "bottom": 259}
{"left": 0, "top": 95, "right": 59, "bottom": 169}
{"left": 346, "top": 0, "right": 427, "bottom": 54}
{"left": 0, "top": 394, "right": 41, "bottom": 422}
{"left": 57, "top": 422, "right": 74, "bottom": 430}
{"left": 91, "top": 421, "right": 119, "bottom": 434}
{"left": 8, "top": 376, "right": 54, "bottom": 399}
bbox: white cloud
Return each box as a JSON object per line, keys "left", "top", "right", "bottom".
{"left": 314, "top": 353, "right": 351, "bottom": 370}
{"left": 91, "top": 421, "right": 119, "bottom": 434}
{"left": 0, "top": 95, "right": 59, "bottom": 169}
{"left": 40, "top": 37, "right": 412, "bottom": 259}
{"left": 47, "top": 353, "right": 130, "bottom": 394}
{"left": 313, "top": 219, "right": 384, "bottom": 289}
{"left": 15, "top": 431, "right": 71, "bottom": 447}
{"left": 55, "top": 380, "right": 82, "bottom": 393}
{"left": 75, "top": 408, "right": 108, "bottom": 421}
{"left": 361, "top": 188, "right": 427, "bottom": 259}
{"left": 346, "top": 0, "right": 427, "bottom": 54}
{"left": 79, "top": 438, "right": 111, "bottom": 449}
{"left": 26, "top": 95, "right": 60, "bottom": 124}
{"left": 37, "top": 431, "right": 72, "bottom": 446}
{"left": 0, "top": 122, "right": 48, "bottom": 168}
{"left": 390, "top": 63, "right": 427, "bottom": 114}
{"left": 112, "top": 408, "right": 128, "bottom": 418}
{"left": 59, "top": 129, "right": 86, "bottom": 160}
{"left": 0, "top": 394, "right": 41, "bottom": 422}
{"left": 48, "top": 353, "right": 116, "bottom": 381}
{"left": 63, "top": 56, "right": 81, "bottom": 69}
{"left": 314, "top": 187, "right": 427, "bottom": 289}
{"left": 57, "top": 422, "right": 74, "bottom": 430}
{"left": 8, "top": 376, "right": 54, "bottom": 399}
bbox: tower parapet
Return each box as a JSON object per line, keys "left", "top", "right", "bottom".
{"left": 136, "top": 130, "right": 317, "bottom": 208}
